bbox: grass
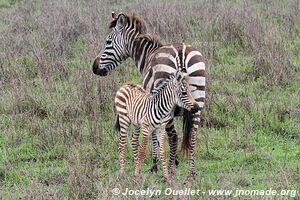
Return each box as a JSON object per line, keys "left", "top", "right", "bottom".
{"left": 0, "top": 0, "right": 299, "bottom": 199}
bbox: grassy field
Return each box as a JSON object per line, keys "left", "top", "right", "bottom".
{"left": 0, "top": 0, "right": 299, "bottom": 199}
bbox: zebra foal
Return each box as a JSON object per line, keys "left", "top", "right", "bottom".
{"left": 115, "top": 72, "right": 200, "bottom": 181}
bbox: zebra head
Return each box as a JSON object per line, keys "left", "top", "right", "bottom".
{"left": 93, "top": 12, "right": 145, "bottom": 76}
{"left": 92, "top": 12, "right": 129, "bottom": 76}
{"left": 174, "top": 71, "right": 200, "bottom": 114}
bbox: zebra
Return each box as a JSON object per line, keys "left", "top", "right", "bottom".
{"left": 114, "top": 71, "right": 200, "bottom": 181}
{"left": 93, "top": 12, "right": 206, "bottom": 180}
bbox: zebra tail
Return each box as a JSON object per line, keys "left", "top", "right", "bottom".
{"left": 181, "top": 109, "right": 192, "bottom": 160}
{"left": 115, "top": 115, "right": 120, "bottom": 132}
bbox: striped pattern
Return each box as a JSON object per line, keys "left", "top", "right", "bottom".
{"left": 114, "top": 73, "right": 199, "bottom": 181}
{"left": 93, "top": 13, "right": 206, "bottom": 180}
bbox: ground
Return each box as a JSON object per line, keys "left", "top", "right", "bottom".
{"left": 0, "top": 0, "right": 299, "bottom": 199}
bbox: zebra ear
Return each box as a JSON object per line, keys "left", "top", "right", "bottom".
{"left": 112, "top": 11, "right": 116, "bottom": 19}
{"left": 116, "top": 13, "right": 127, "bottom": 30}
{"left": 175, "top": 71, "right": 183, "bottom": 82}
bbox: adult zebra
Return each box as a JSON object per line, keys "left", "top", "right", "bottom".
{"left": 93, "top": 12, "right": 206, "bottom": 180}
{"left": 115, "top": 72, "right": 200, "bottom": 181}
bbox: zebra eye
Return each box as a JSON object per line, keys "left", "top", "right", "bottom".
{"left": 182, "top": 91, "right": 187, "bottom": 95}
{"left": 106, "top": 40, "right": 112, "bottom": 45}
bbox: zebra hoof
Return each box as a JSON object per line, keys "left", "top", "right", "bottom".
{"left": 150, "top": 165, "right": 158, "bottom": 173}
{"left": 162, "top": 176, "right": 172, "bottom": 185}
{"left": 134, "top": 169, "right": 141, "bottom": 177}
{"left": 184, "top": 172, "right": 196, "bottom": 184}
{"left": 175, "top": 159, "right": 179, "bottom": 166}
{"left": 119, "top": 170, "right": 125, "bottom": 177}
{"left": 168, "top": 167, "right": 174, "bottom": 177}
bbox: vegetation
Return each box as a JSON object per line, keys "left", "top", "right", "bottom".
{"left": 0, "top": 0, "right": 299, "bottom": 199}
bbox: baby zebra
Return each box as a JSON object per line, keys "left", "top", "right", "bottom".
{"left": 114, "top": 71, "right": 200, "bottom": 181}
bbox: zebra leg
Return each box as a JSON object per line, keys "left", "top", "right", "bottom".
{"left": 186, "top": 110, "right": 201, "bottom": 181}
{"left": 158, "top": 128, "right": 170, "bottom": 182}
{"left": 150, "top": 131, "right": 159, "bottom": 173}
{"left": 132, "top": 126, "right": 140, "bottom": 177}
{"left": 137, "top": 126, "right": 151, "bottom": 176}
{"left": 166, "top": 119, "right": 178, "bottom": 176}
{"left": 118, "top": 115, "right": 130, "bottom": 177}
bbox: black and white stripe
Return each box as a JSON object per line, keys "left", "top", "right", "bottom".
{"left": 114, "top": 72, "right": 199, "bottom": 181}
{"left": 93, "top": 12, "right": 206, "bottom": 180}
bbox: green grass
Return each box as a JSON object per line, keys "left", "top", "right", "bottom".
{"left": 1, "top": 48, "right": 299, "bottom": 198}
{"left": 0, "top": 0, "right": 16, "bottom": 8}
{"left": 1, "top": 0, "right": 299, "bottom": 199}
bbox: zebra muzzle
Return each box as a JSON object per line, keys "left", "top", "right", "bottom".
{"left": 92, "top": 57, "right": 108, "bottom": 76}
{"left": 98, "top": 68, "right": 108, "bottom": 76}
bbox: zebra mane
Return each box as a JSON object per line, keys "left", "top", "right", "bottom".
{"left": 134, "top": 34, "right": 163, "bottom": 48}
{"left": 109, "top": 13, "right": 147, "bottom": 34}
{"left": 125, "top": 83, "right": 145, "bottom": 93}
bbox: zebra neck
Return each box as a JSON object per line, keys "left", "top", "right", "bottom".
{"left": 129, "top": 34, "right": 162, "bottom": 74}
{"left": 150, "top": 85, "right": 176, "bottom": 120}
